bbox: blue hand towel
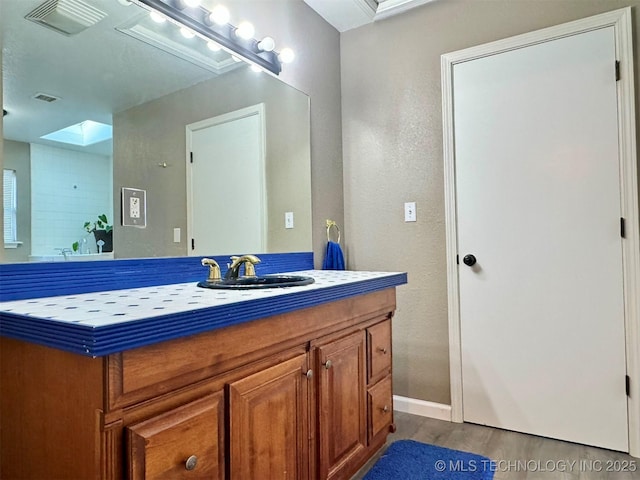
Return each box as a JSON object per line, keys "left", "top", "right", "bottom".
{"left": 322, "top": 241, "right": 345, "bottom": 270}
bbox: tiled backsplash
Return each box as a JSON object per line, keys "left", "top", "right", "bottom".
{"left": 0, "top": 252, "right": 314, "bottom": 301}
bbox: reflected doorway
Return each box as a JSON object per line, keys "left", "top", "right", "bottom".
{"left": 187, "top": 104, "right": 266, "bottom": 257}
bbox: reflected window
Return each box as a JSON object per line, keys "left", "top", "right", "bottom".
{"left": 3, "top": 169, "right": 18, "bottom": 246}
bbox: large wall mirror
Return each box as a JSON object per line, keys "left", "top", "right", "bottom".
{"left": 2, "top": 0, "right": 312, "bottom": 263}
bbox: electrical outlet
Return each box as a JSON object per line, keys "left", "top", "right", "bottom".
{"left": 404, "top": 202, "right": 417, "bottom": 222}
{"left": 285, "top": 212, "right": 294, "bottom": 229}
{"left": 129, "top": 196, "right": 140, "bottom": 218}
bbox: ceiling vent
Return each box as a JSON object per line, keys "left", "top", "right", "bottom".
{"left": 33, "top": 92, "right": 61, "bottom": 103}
{"left": 25, "top": 0, "right": 107, "bottom": 36}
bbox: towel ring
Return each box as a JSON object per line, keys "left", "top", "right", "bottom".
{"left": 326, "top": 220, "right": 341, "bottom": 244}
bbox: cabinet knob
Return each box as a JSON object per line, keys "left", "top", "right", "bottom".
{"left": 377, "top": 347, "right": 388, "bottom": 354}
{"left": 381, "top": 405, "right": 390, "bottom": 413}
{"left": 304, "top": 369, "right": 313, "bottom": 379}
{"left": 185, "top": 455, "right": 198, "bottom": 471}
{"left": 323, "top": 360, "right": 333, "bottom": 370}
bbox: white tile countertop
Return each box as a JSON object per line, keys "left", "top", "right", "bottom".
{"left": 0, "top": 270, "right": 407, "bottom": 357}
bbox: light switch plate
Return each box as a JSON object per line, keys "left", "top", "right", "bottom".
{"left": 173, "top": 228, "right": 181, "bottom": 243}
{"left": 122, "top": 188, "right": 147, "bottom": 227}
{"left": 404, "top": 202, "right": 417, "bottom": 222}
{"left": 285, "top": 212, "right": 294, "bottom": 229}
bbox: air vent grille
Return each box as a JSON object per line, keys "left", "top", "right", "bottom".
{"left": 25, "top": 0, "right": 107, "bottom": 36}
{"left": 33, "top": 93, "right": 61, "bottom": 103}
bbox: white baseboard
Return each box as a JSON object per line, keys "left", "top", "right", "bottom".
{"left": 393, "top": 395, "right": 452, "bottom": 422}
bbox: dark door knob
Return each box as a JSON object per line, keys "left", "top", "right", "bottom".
{"left": 463, "top": 254, "right": 477, "bottom": 266}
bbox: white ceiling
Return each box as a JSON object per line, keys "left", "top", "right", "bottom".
{"left": 303, "top": 0, "right": 438, "bottom": 33}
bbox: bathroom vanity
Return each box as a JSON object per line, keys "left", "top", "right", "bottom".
{"left": 0, "top": 265, "right": 406, "bottom": 479}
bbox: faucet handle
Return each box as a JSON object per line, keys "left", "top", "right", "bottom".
{"left": 244, "top": 261, "right": 258, "bottom": 277}
{"left": 201, "top": 258, "right": 222, "bottom": 282}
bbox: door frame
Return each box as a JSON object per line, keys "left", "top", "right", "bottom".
{"left": 441, "top": 8, "right": 639, "bottom": 456}
{"left": 185, "top": 103, "right": 267, "bottom": 256}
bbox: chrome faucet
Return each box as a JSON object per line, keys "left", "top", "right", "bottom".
{"left": 201, "top": 258, "right": 222, "bottom": 283}
{"left": 225, "top": 254, "right": 261, "bottom": 280}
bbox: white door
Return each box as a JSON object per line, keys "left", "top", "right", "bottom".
{"left": 453, "top": 27, "right": 628, "bottom": 450}
{"left": 187, "top": 105, "right": 266, "bottom": 256}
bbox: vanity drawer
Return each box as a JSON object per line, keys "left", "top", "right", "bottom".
{"left": 367, "top": 376, "right": 393, "bottom": 442}
{"left": 126, "top": 393, "right": 224, "bottom": 480}
{"left": 367, "top": 319, "right": 391, "bottom": 384}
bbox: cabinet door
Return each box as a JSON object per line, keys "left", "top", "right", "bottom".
{"left": 317, "top": 331, "right": 366, "bottom": 480}
{"left": 228, "top": 353, "right": 310, "bottom": 480}
{"left": 126, "top": 393, "right": 224, "bottom": 480}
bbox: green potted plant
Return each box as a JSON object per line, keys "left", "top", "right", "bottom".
{"left": 73, "top": 214, "right": 113, "bottom": 253}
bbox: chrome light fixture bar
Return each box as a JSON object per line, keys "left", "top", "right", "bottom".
{"left": 131, "top": 0, "right": 282, "bottom": 75}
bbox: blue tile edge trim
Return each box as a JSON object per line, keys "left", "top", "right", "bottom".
{"left": 0, "top": 252, "right": 314, "bottom": 302}
{"left": 0, "top": 273, "right": 407, "bottom": 357}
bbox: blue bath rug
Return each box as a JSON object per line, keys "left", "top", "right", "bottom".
{"left": 364, "top": 440, "right": 495, "bottom": 480}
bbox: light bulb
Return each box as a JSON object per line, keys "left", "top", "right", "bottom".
{"left": 250, "top": 65, "right": 262, "bottom": 73}
{"left": 231, "top": 55, "right": 242, "bottom": 63}
{"left": 236, "top": 21, "right": 255, "bottom": 40}
{"left": 279, "top": 48, "right": 295, "bottom": 64}
{"left": 209, "top": 5, "right": 230, "bottom": 25}
{"left": 180, "top": 27, "right": 195, "bottom": 38}
{"left": 183, "top": 0, "right": 200, "bottom": 7}
{"left": 117, "top": 0, "right": 132, "bottom": 6}
{"left": 257, "top": 36, "right": 275, "bottom": 52}
{"left": 207, "top": 41, "right": 221, "bottom": 52}
{"left": 150, "top": 11, "right": 166, "bottom": 23}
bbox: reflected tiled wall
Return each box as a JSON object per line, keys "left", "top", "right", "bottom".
{"left": 30, "top": 144, "right": 112, "bottom": 256}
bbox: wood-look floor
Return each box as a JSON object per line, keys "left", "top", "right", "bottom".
{"left": 353, "top": 412, "right": 640, "bottom": 479}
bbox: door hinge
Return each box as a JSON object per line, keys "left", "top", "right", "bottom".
{"left": 621, "top": 217, "right": 626, "bottom": 238}
{"left": 626, "top": 375, "right": 630, "bottom": 397}
{"left": 456, "top": 254, "right": 459, "bottom": 265}
{"left": 190, "top": 152, "right": 194, "bottom": 163}
{"left": 191, "top": 238, "right": 195, "bottom": 250}
{"left": 615, "top": 61, "right": 620, "bottom": 81}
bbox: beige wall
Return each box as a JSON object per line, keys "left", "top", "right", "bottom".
{"left": 3, "top": 140, "right": 31, "bottom": 263}
{"left": 112, "top": 0, "right": 342, "bottom": 264}
{"left": 341, "top": 0, "right": 640, "bottom": 404}
{"left": 256, "top": 1, "right": 344, "bottom": 265}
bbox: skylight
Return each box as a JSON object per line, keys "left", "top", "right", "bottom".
{"left": 40, "top": 120, "right": 112, "bottom": 146}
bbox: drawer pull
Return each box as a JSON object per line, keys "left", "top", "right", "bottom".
{"left": 304, "top": 369, "right": 313, "bottom": 379}
{"left": 381, "top": 405, "right": 390, "bottom": 413}
{"left": 377, "top": 347, "right": 388, "bottom": 354}
{"left": 323, "top": 360, "right": 333, "bottom": 370}
{"left": 185, "top": 455, "right": 198, "bottom": 471}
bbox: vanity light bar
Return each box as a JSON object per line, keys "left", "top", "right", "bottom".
{"left": 131, "top": 0, "right": 282, "bottom": 75}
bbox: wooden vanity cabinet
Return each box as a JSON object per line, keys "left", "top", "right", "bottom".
{"left": 0, "top": 288, "right": 397, "bottom": 480}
